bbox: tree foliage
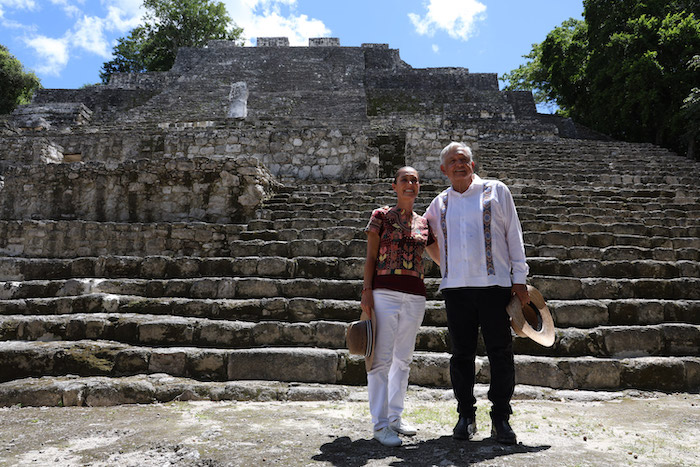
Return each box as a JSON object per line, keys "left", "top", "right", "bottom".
{"left": 0, "top": 44, "right": 41, "bottom": 114}
{"left": 100, "top": 0, "right": 243, "bottom": 83}
{"left": 502, "top": 0, "right": 700, "bottom": 156}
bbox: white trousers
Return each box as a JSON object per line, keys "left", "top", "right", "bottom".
{"left": 367, "top": 288, "right": 426, "bottom": 431}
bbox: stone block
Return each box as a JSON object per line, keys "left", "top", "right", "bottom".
{"left": 621, "top": 357, "right": 686, "bottom": 391}
{"left": 409, "top": 353, "right": 451, "bottom": 387}
{"left": 149, "top": 349, "right": 187, "bottom": 376}
{"left": 138, "top": 321, "right": 194, "bottom": 345}
{"left": 568, "top": 357, "right": 622, "bottom": 389}
{"left": 114, "top": 349, "right": 149, "bottom": 375}
{"left": 199, "top": 321, "right": 249, "bottom": 347}
{"left": 236, "top": 278, "right": 278, "bottom": 298}
{"left": 514, "top": 357, "right": 573, "bottom": 389}
{"left": 187, "top": 350, "right": 227, "bottom": 380}
{"left": 309, "top": 37, "right": 340, "bottom": 47}
{"left": 84, "top": 379, "right": 150, "bottom": 406}
{"left": 603, "top": 326, "right": 662, "bottom": 357}
{"left": 257, "top": 37, "right": 289, "bottom": 47}
{"left": 257, "top": 257, "right": 291, "bottom": 277}
{"left": 660, "top": 324, "right": 700, "bottom": 355}
{"left": 287, "top": 298, "right": 319, "bottom": 322}
{"left": 311, "top": 321, "right": 346, "bottom": 348}
{"left": 295, "top": 257, "right": 338, "bottom": 279}
{"left": 227, "top": 348, "right": 338, "bottom": 383}
{"left": 289, "top": 240, "right": 319, "bottom": 257}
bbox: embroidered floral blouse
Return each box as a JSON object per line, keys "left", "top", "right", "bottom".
{"left": 365, "top": 205, "right": 435, "bottom": 295}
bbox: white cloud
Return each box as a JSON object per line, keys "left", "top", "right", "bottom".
{"left": 23, "top": 35, "right": 70, "bottom": 75}
{"left": 408, "top": 0, "right": 486, "bottom": 41}
{"left": 222, "top": 0, "right": 330, "bottom": 45}
{"left": 70, "top": 15, "right": 112, "bottom": 58}
{"left": 48, "top": 0, "right": 80, "bottom": 17}
{"left": 103, "top": 5, "right": 142, "bottom": 32}
{"left": 0, "top": 0, "right": 37, "bottom": 9}
{"left": 432, "top": 44, "right": 439, "bottom": 53}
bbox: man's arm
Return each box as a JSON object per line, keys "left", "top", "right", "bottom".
{"left": 500, "top": 184, "right": 529, "bottom": 305}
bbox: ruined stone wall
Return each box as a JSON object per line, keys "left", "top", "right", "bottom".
{"left": 0, "top": 220, "right": 244, "bottom": 258}
{"left": 0, "top": 156, "right": 279, "bottom": 224}
{"left": 32, "top": 86, "right": 163, "bottom": 123}
{"left": 0, "top": 138, "right": 64, "bottom": 168}
{"left": 162, "top": 124, "right": 373, "bottom": 179}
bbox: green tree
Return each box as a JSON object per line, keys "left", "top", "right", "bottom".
{"left": 0, "top": 44, "right": 41, "bottom": 114}
{"left": 100, "top": 0, "right": 244, "bottom": 83}
{"left": 502, "top": 0, "right": 700, "bottom": 156}
{"left": 501, "top": 18, "right": 587, "bottom": 115}
{"left": 681, "top": 55, "right": 700, "bottom": 159}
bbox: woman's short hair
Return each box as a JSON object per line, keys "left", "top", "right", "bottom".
{"left": 440, "top": 142, "right": 473, "bottom": 166}
{"left": 394, "top": 166, "right": 419, "bottom": 182}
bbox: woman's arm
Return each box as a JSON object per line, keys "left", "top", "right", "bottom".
{"left": 361, "top": 231, "right": 380, "bottom": 317}
{"left": 426, "top": 242, "right": 440, "bottom": 267}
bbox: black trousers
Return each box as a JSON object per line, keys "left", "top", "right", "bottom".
{"left": 443, "top": 286, "right": 515, "bottom": 419}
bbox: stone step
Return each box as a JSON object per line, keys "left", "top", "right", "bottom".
{"left": 0, "top": 220, "right": 247, "bottom": 258}
{"left": 282, "top": 189, "right": 700, "bottom": 206}
{"left": 1, "top": 255, "right": 698, "bottom": 281}
{"left": 2, "top": 276, "right": 699, "bottom": 301}
{"left": 246, "top": 217, "right": 700, "bottom": 237}
{"left": 527, "top": 245, "right": 700, "bottom": 262}
{"left": 9, "top": 220, "right": 696, "bottom": 260}
{"left": 1, "top": 294, "right": 698, "bottom": 328}
{"left": 258, "top": 200, "right": 700, "bottom": 215}
{"left": 236, "top": 227, "right": 700, "bottom": 248}
{"left": 293, "top": 174, "right": 700, "bottom": 191}
{"left": 0, "top": 375, "right": 356, "bottom": 407}
{"left": 257, "top": 207, "right": 700, "bottom": 222}
{"left": 247, "top": 214, "right": 698, "bottom": 230}
{"left": 0, "top": 340, "right": 697, "bottom": 392}
{"left": 1, "top": 313, "right": 698, "bottom": 359}
{"left": 271, "top": 183, "right": 700, "bottom": 199}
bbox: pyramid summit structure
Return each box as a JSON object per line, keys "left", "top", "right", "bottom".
{"left": 0, "top": 38, "right": 698, "bottom": 406}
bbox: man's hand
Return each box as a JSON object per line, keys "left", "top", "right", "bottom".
{"left": 512, "top": 283, "right": 530, "bottom": 307}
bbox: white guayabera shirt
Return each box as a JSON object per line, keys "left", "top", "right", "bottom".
{"left": 425, "top": 175, "right": 529, "bottom": 291}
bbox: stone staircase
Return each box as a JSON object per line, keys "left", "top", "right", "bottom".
{"left": 1, "top": 140, "right": 699, "bottom": 406}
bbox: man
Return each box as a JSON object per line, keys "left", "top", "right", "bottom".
{"left": 424, "top": 142, "right": 529, "bottom": 445}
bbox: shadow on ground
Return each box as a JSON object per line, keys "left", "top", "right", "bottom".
{"left": 314, "top": 435, "right": 550, "bottom": 466}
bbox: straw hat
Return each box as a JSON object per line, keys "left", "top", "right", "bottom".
{"left": 506, "top": 285, "right": 555, "bottom": 347}
{"left": 346, "top": 310, "right": 376, "bottom": 371}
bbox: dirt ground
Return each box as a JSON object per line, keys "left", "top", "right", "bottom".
{"left": 0, "top": 384, "right": 698, "bottom": 467}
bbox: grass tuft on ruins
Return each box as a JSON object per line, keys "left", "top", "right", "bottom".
{"left": 0, "top": 37, "right": 698, "bottom": 407}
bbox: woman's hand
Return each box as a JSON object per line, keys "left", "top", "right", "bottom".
{"left": 361, "top": 231, "right": 380, "bottom": 318}
{"left": 360, "top": 289, "right": 373, "bottom": 317}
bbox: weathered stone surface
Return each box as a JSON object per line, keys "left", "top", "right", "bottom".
{"left": 602, "top": 326, "right": 663, "bottom": 357}
{"left": 548, "top": 299, "right": 608, "bottom": 328}
{"left": 0, "top": 38, "right": 698, "bottom": 403}
{"left": 409, "top": 353, "right": 451, "bottom": 387}
{"left": 227, "top": 348, "right": 338, "bottom": 384}
{"left": 0, "top": 157, "right": 279, "bottom": 224}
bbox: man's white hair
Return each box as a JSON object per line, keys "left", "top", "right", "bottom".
{"left": 440, "top": 142, "right": 473, "bottom": 166}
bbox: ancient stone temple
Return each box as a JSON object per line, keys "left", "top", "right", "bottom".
{"left": 0, "top": 38, "right": 698, "bottom": 406}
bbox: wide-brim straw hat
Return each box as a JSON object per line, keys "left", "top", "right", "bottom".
{"left": 506, "top": 285, "right": 555, "bottom": 347}
{"left": 346, "top": 310, "right": 377, "bottom": 371}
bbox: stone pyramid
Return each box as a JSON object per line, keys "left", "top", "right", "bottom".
{"left": 0, "top": 38, "right": 698, "bottom": 406}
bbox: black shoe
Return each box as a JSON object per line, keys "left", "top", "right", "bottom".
{"left": 453, "top": 416, "right": 477, "bottom": 440}
{"left": 490, "top": 415, "right": 517, "bottom": 445}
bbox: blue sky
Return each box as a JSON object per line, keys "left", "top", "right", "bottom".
{"left": 0, "top": 0, "right": 583, "bottom": 93}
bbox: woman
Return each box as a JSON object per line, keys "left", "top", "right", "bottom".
{"left": 361, "top": 166, "right": 438, "bottom": 447}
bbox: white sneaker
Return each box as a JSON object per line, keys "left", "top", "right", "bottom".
{"left": 373, "top": 426, "right": 402, "bottom": 447}
{"left": 390, "top": 418, "right": 417, "bottom": 436}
